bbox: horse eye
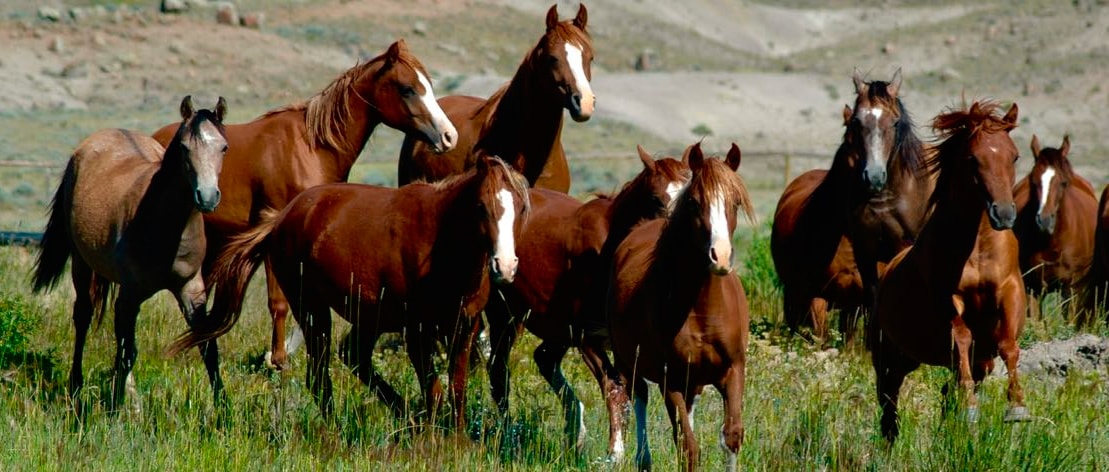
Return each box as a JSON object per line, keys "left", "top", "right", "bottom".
{"left": 400, "top": 86, "right": 416, "bottom": 98}
{"left": 1013, "top": 154, "right": 1019, "bottom": 163}
{"left": 221, "top": 144, "right": 229, "bottom": 153}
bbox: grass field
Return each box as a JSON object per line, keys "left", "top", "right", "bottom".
{"left": 2, "top": 223, "right": 1107, "bottom": 470}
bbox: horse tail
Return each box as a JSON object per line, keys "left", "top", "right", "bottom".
{"left": 32, "top": 159, "right": 76, "bottom": 293}
{"left": 167, "top": 209, "right": 279, "bottom": 355}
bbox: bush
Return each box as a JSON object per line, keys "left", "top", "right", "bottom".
{"left": 0, "top": 296, "right": 37, "bottom": 366}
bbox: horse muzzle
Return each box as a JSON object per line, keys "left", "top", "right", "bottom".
{"left": 195, "top": 187, "right": 221, "bottom": 213}
{"left": 863, "top": 167, "right": 888, "bottom": 193}
{"left": 708, "top": 244, "right": 734, "bottom": 276}
{"left": 424, "top": 120, "right": 458, "bottom": 154}
{"left": 987, "top": 201, "right": 1017, "bottom": 230}
{"left": 1035, "top": 213, "right": 1057, "bottom": 235}
{"left": 490, "top": 256, "right": 519, "bottom": 284}
{"left": 567, "top": 91, "right": 595, "bottom": 123}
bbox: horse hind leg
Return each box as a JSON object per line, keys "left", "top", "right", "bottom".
{"left": 67, "top": 260, "right": 95, "bottom": 414}
{"left": 265, "top": 264, "right": 295, "bottom": 371}
{"left": 534, "top": 340, "right": 586, "bottom": 452}
{"left": 298, "top": 299, "right": 334, "bottom": 418}
{"left": 339, "top": 323, "right": 404, "bottom": 416}
{"left": 580, "top": 338, "right": 629, "bottom": 460}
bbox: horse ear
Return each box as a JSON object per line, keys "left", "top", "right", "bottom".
{"left": 888, "top": 67, "right": 902, "bottom": 97}
{"left": 215, "top": 96, "right": 227, "bottom": 123}
{"left": 476, "top": 154, "right": 492, "bottom": 174}
{"left": 385, "top": 39, "right": 406, "bottom": 64}
{"left": 725, "top": 143, "right": 741, "bottom": 171}
{"left": 1030, "top": 134, "right": 1042, "bottom": 159}
{"left": 1060, "top": 134, "right": 1071, "bottom": 158}
{"left": 842, "top": 104, "right": 853, "bottom": 125}
{"left": 573, "top": 3, "right": 588, "bottom": 29}
{"left": 546, "top": 4, "right": 559, "bottom": 31}
{"left": 179, "top": 95, "right": 195, "bottom": 120}
{"left": 636, "top": 144, "right": 656, "bottom": 172}
{"left": 852, "top": 68, "right": 867, "bottom": 95}
{"left": 1003, "top": 102, "right": 1019, "bottom": 126}
{"left": 687, "top": 142, "right": 705, "bottom": 171}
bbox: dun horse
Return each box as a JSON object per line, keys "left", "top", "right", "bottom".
{"left": 1012, "top": 134, "right": 1098, "bottom": 317}
{"left": 772, "top": 69, "right": 930, "bottom": 342}
{"left": 609, "top": 143, "right": 754, "bottom": 472}
{"left": 484, "top": 145, "right": 690, "bottom": 456}
{"left": 172, "top": 155, "right": 529, "bottom": 431}
{"left": 152, "top": 40, "right": 456, "bottom": 371}
{"left": 873, "top": 101, "right": 1029, "bottom": 442}
{"left": 33, "top": 96, "right": 229, "bottom": 413}
{"left": 397, "top": 4, "right": 594, "bottom": 192}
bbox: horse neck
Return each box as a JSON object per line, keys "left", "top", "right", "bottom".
{"left": 477, "top": 65, "right": 565, "bottom": 184}
{"left": 649, "top": 202, "right": 713, "bottom": 304}
{"left": 427, "top": 175, "right": 492, "bottom": 293}
{"left": 318, "top": 68, "right": 388, "bottom": 180}
{"left": 915, "top": 164, "right": 985, "bottom": 287}
{"left": 136, "top": 146, "right": 203, "bottom": 240}
{"left": 600, "top": 185, "right": 666, "bottom": 263}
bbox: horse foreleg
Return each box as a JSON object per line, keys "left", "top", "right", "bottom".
{"left": 484, "top": 295, "right": 518, "bottom": 418}
{"left": 446, "top": 314, "right": 481, "bottom": 432}
{"left": 405, "top": 319, "right": 444, "bottom": 424}
{"left": 661, "top": 386, "right": 697, "bottom": 472}
{"left": 872, "top": 328, "right": 918, "bottom": 442}
{"left": 299, "top": 300, "right": 333, "bottom": 418}
{"left": 176, "top": 275, "right": 224, "bottom": 405}
{"left": 950, "top": 314, "right": 979, "bottom": 423}
{"left": 535, "top": 340, "right": 585, "bottom": 452}
{"left": 718, "top": 365, "right": 745, "bottom": 472}
{"left": 339, "top": 324, "right": 404, "bottom": 416}
{"left": 111, "top": 290, "right": 143, "bottom": 416}
{"left": 265, "top": 263, "right": 294, "bottom": 371}
{"left": 580, "top": 339, "right": 628, "bottom": 460}
{"left": 632, "top": 376, "right": 653, "bottom": 471}
{"left": 998, "top": 286, "right": 1030, "bottom": 422}
{"left": 68, "top": 261, "right": 94, "bottom": 405}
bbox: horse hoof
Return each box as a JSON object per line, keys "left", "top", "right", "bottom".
{"left": 264, "top": 351, "right": 276, "bottom": 369}
{"left": 965, "top": 406, "right": 979, "bottom": 424}
{"left": 1004, "top": 406, "right": 1031, "bottom": 422}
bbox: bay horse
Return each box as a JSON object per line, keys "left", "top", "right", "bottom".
{"left": 873, "top": 101, "right": 1029, "bottom": 442}
{"left": 171, "top": 155, "right": 530, "bottom": 431}
{"left": 1012, "top": 134, "right": 1098, "bottom": 316}
{"left": 483, "top": 145, "right": 690, "bottom": 457}
{"left": 152, "top": 39, "right": 456, "bottom": 372}
{"left": 397, "top": 3, "right": 594, "bottom": 192}
{"left": 33, "top": 96, "right": 229, "bottom": 413}
{"left": 609, "top": 143, "right": 754, "bottom": 472}
{"left": 772, "top": 69, "right": 930, "bottom": 342}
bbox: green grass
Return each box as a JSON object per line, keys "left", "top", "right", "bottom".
{"left": 1, "top": 234, "right": 1107, "bottom": 470}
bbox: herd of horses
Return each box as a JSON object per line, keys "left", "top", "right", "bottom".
{"left": 20, "top": 3, "right": 1109, "bottom": 470}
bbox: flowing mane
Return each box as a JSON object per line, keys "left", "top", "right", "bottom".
{"left": 929, "top": 100, "right": 1018, "bottom": 205}
{"left": 656, "top": 158, "right": 756, "bottom": 263}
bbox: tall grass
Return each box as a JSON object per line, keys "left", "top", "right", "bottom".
{"left": 1, "top": 239, "right": 1108, "bottom": 470}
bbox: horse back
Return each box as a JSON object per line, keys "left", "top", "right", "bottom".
{"left": 398, "top": 95, "right": 488, "bottom": 186}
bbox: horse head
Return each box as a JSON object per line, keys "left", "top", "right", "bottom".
{"left": 679, "top": 143, "right": 754, "bottom": 275}
{"left": 1028, "top": 134, "right": 1073, "bottom": 235}
{"left": 633, "top": 144, "right": 692, "bottom": 214}
{"left": 532, "top": 4, "right": 595, "bottom": 122}
{"left": 475, "top": 155, "right": 531, "bottom": 284}
{"left": 846, "top": 68, "right": 904, "bottom": 193}
{"left": 364, "top": 39, "right": 457, "bottom": 153}
{"left": 175, "top": 95, "right": 228, "bottom": 213}
{"left": 934, "top": 101, "right": 1021, "bottom": 230}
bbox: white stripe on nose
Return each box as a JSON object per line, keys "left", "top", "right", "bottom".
{"left": 1038, "top": 166, "right": 1056, "bottom": 217}
{"left": 416, "top": 70, "right": 457, "bottom": 149}
{"left": 495, "top": 188, "right": 517, "bottom": 266}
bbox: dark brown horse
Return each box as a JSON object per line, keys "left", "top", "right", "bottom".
{"left": 873, "top": 101, "right": 1029, "bottom": 442}
{"left": 609, "top": 143, "right": 754, "bottom": 472}
{"left": 397, "top": 4, "right": 594, "bottom": 192}
{"left": 172, "top": 155, "right": 529, "bottom": 431}
{"left": 772, "top": 69, "right": 930, "bottom": 342}
{"left": 483, "top": 145, "right": 690, "bottom": 457}
{"left": 1086, "top": 186, "right": 1109, "bottom": 319}
{"left": 1012, "top": 134, "right": 1098, "bottom": 309}
{"left": 152, "top": 40, "right": 456, "bottom": 371}
{"left": 34, "top": 96, "right": 228, "bottom": 413}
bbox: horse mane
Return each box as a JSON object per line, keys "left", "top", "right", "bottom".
{"left": 660, "top": 158, "right": 756, "bottom": 252}
{"left": 928, "top": 100, "right": 1017, "bottom": 206}
{"left": 297, "top": 47, "right": 429, "bottom": 156}
{"left": 427, "top": 155, "right": 532, "bottom": 217}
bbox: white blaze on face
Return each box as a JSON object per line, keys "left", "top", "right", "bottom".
{"left": 1038, "top": 166, "right": 1056, "bottom": 216}
{"left": 193, "top": 121, "right": 226, "bottom": 189}
{"left": 563, "top": 42, "right": 595, "bottom": 115}
{"left": 665, "top": 180, "right": 685, "bottom": 212}
{"left": 495, "top": 188, "right": 517, "bottom": 265}
{"left": 416, "top": 70, "right": 457, "bottom": 148}
{"left": 861, "top": 107, "right": 887, "bottom": 169}
{"left": 709, "top": 192, "right": 731, "bottom": 250}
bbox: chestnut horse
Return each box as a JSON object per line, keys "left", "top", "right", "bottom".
{"left": 152, "top": 40, "right": 456, "bottom": 371}
{"left": 610, "top": 143, "right": 754, "bottom": 472}
{"left": 1012, "top": 134, "right": 1098, "bottom": 311}
{"left": 172, "top": 155, "right": 529, "bottom": 431}
{"left": 772, "top": 69, "right": 930, "bottom": 342}
{"left": 33, "top": 96, "right": 228, "bottom": 413}
{"left": 873, "top": 101, "right": 1029, "bottom": 442}
{"left": 397, "top": 4, "right": 594, "bottom": 192}
{"left": 483, "top": 145, "right": 690, "bottom": 457}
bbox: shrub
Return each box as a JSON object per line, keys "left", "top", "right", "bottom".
{"left": 0, "top": 296, "right": 37, "bottom": 366}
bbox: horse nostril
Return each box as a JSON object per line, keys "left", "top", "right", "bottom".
{"left": 709, "top": 247, "right": 718, "bottom": 264}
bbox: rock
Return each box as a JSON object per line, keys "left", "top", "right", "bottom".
{"left": 161, "top": 0, "right": 189, "bottom": 13}
{"left": 38, "top": 6, "right": 62, "bottom": 22}
{"left": 49, "top": 37, "right": 64, "bottom": 53}
{"left": 61, "top": 61, "right": 88, "bottom": 79}
{"left": 634, "top": 49, "right": 655, "bottom": 71}
{"left": 413, "top": 21, "right": 427, "bottom": 36}
{"left": 167, "top": 41, "right": 185, "bottom": 54}
{"left": 994, "top": 334, "right": 1109, "bottom": 381}
{"left": 944, "top": 35, "right": 957, "bottom": 46}
{"left": 240, "top": 12, "right": 264, "bottom": 29}
{"left": 880, "top": 42, "right": 896, "bottom": 54}
{"left": 215, "top": 2, "right": 238, "bottom": 25}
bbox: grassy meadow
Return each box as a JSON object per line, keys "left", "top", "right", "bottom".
{"left": 2, "top": 221, "right": 1107, "bottom": 470}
